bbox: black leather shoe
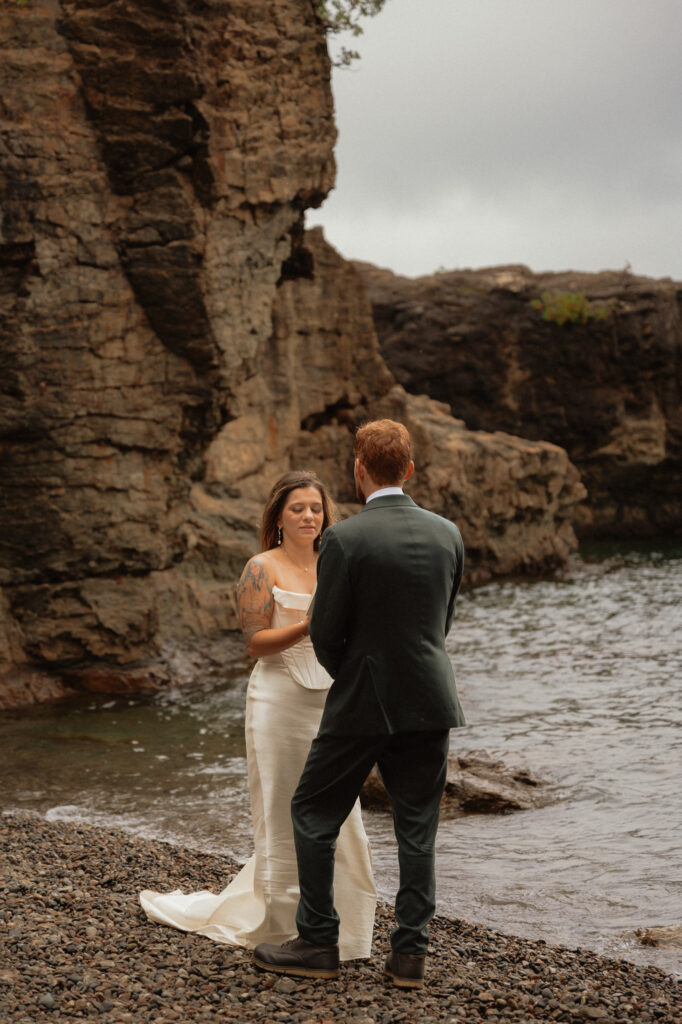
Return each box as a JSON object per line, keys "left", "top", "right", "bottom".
{"left": 384, "top": 950, "right": 426, "bottom": 988}
{"left": 253, "top": 936, "right": 340, "bottom": 979}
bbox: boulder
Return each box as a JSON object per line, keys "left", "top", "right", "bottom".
{"left": 361, "top": 749, "right": 549, "bottom": 817}
{"left": 635, "top": 926, "right": 682, "bottom": 950}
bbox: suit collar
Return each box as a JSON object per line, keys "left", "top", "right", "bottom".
{"left": 360, "top": 493, "right": 418, "bottom": 512}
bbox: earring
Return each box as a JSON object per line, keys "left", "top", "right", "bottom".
{"left": 277, "top": 526, "right": 282, "bottom": 545}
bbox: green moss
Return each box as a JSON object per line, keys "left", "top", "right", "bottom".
{"left": 530, "top": 290, "right": 613, "bottom": 326}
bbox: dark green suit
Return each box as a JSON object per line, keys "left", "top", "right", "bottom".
{"left": 293, "top": 493, "right": 465, "bottom": 954}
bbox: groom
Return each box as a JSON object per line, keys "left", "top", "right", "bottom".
{"left": 254, "top": 419, "right": 465, "bottom": 987}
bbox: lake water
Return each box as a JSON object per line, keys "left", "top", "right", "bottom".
{"left": 2, "top": 542, "right": 681, "bottom": 976}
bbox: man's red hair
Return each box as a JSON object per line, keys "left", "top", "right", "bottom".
{"left": 354, "top": 419, "right": 412, "bottom": 485}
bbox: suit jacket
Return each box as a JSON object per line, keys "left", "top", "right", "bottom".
{"left": 310, "top": 493, "right": 465, "bottom": 736}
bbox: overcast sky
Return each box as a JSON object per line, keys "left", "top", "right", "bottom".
{"left": 306, "top": 0, "right": 682, "bottom": 280}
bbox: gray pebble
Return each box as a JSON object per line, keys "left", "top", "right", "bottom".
{"left": 273, "top": 975, "right": 298, "bottom": 993}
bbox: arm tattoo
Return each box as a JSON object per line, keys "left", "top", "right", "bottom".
{"left": 236, "top": 558, "right": 274, "bottom": 643}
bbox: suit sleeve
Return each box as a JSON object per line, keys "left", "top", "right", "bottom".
{"left": 309, "top": 528, "right": 351, "bottom": 679}
{"left": 444, "top": 529, "right": 465, "bottom": 635}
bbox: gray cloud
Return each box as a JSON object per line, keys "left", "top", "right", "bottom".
{"left": 308, "top": 0, "right": 682, "bottom": 278}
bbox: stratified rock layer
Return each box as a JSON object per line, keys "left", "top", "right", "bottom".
{"left": 1, "top": 4, "right": 584, "bottom": 707}
{"left": 358, "top": 262, "right": 682, "bottom": 538}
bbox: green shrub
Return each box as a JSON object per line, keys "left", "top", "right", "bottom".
{"left": 316, "top": 1, "right": 388, "bottom": 65}
{"left": 530, "top": 290, "right": 613, "bottom": 326}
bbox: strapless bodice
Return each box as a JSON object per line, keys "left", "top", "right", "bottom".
{"left": 270, "top": 585, "right": 313, "bottom": 627}
{"left": 261, "top": 585, "right": 332, "bottom": 690}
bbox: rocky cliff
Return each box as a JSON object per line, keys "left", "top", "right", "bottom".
{"left": 0, "top": 2, "right": 584, "bottom": 708}
{"left": 357, "top": 262, "right": 682, "bottom": 538}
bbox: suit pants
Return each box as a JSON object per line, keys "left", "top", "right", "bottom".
{"left": 291, "top": 729, "right": 450, "bottom": 955}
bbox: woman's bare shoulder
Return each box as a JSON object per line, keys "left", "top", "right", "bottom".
{"left": 239, "top": 552, "right": 275, "bottom": 588}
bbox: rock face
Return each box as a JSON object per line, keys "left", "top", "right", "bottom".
{"left": 1, "top": 3, "right": 584, "bottom": 708}
{"left": 358, "top": 262, "right": 682, "bottom": 538}
{"left": 361, "top": 749, "right": 549, "bottom": 817}
{"left": 0, "top": 0, "right": 336, "bottom": 704}
{"left": 279, "top": 238, "right": 586, "bottom": 586}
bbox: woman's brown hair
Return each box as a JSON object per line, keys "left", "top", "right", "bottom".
{"left": 259, "top": 471, "right": 338, "bottom": 552}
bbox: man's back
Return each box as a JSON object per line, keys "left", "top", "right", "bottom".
{"left": 310, "top": 494, "right": 465, "bottom": 735}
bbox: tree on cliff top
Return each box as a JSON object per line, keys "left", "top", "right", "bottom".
{"left": 317, "top": 0, "right": 388, "bottom": 65}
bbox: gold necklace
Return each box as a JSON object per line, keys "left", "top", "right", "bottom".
{"left": 281, "top": 545, "right": 316, "bottom": 573}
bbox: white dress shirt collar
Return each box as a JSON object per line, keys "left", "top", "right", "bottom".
{"left": 365, "top": 486, "right": 405, "bottom": 503}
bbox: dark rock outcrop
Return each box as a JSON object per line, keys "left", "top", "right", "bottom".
{"left": 358, "top": 262, "right": 682, "bottom": 538}
{"left": 0, "top": 4, "right": 585, "bottom": 708}
{"left": 361, "top": 749, "right": 549, "bottom": 817}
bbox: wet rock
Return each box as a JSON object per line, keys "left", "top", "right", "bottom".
{"left": 444, "top": 748, "right": 549, "bottom": 814}
{"left": 361, "top": 748, "right": 549, "bottom": 816}
{"left": 636, "top": 926, "right": 682, "bottom": 949}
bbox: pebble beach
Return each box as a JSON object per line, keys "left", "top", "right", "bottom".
{"left": 1, "top": 812, "right": 679, "bottom": 1023}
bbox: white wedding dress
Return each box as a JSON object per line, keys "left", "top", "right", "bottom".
{"left": 140, "top": 586, "right": 376, "bottom": 960}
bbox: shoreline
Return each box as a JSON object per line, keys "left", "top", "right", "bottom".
{"left": 2, "top": 811, "right": 675, "bottom": 1019}
{"left": 1, "top": 812, "right": 679, "bottom": 1023}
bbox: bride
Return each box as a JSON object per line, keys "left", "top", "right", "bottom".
{"left": 140, "top": 471, "right": 376, "bottom": 960}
